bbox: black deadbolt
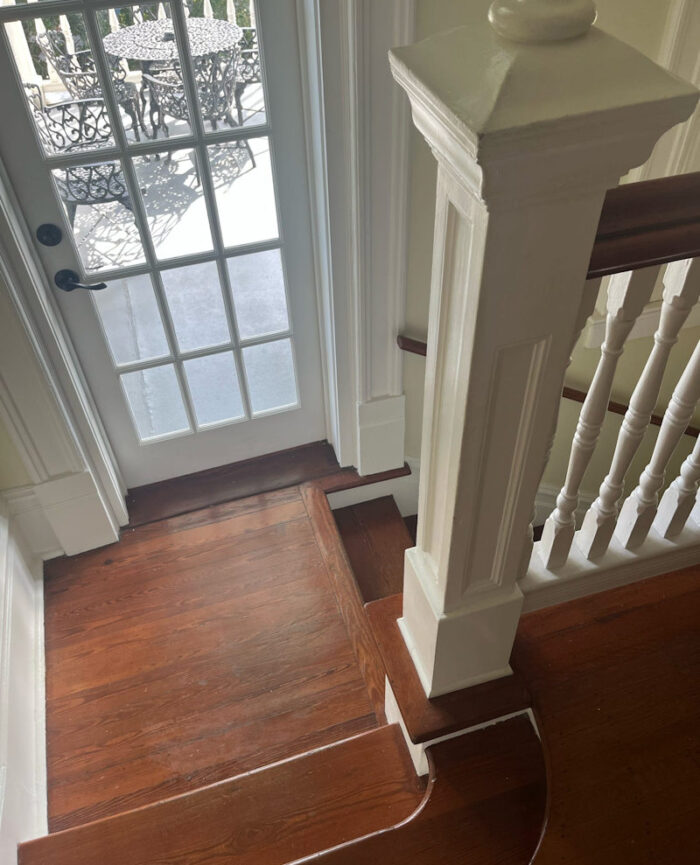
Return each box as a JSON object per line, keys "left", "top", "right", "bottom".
{"left": 36, "top": 223, "right": 63, "bottom": 247}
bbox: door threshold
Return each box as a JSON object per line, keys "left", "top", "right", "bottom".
{"left": 125, "top": 440, "right": 340, "bottom": 528}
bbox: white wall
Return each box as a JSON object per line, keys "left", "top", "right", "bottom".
{"left": 0, "top": 503, "right": 47, "bottom": 864}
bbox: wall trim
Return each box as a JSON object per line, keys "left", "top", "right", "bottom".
{"left": 628, "top": 0, "right": 700, "bottom": 182}
{"left": 584, "top": 297, "right": 700, "bottom": 349}
{"left": 0, "top": 508, "right": 47, "bottom": 859}
{"left": 0, "top": 159, "right": 127, "bottom": 531}
{"left": 299, "top": 0, "right": 415, "bottom": 471}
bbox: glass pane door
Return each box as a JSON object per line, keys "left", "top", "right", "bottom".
{"left": 0, "top": 0, "right": 325, "bottom": 486}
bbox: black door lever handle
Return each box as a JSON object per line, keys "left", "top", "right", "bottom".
{"left": 54, "top": 269, "right": 108, "bottom": 292}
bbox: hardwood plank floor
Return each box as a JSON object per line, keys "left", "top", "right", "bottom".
{"left": 513, "top": 564, "right": 700, "bottom": 865}
{"left": 44, "top": 487, "right": 377, "bottom": 832}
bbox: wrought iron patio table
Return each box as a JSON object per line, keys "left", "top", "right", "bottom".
{"left": 103, "top": 18, "right": 242, "bottom": 65}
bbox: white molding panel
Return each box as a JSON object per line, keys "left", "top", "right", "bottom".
{"left": 0, "top": 163, "right": 127, "bottom": 542}
{"left": 300, "top": 0, "right": 415, "bottom": 471}
{"left": 0, "top": 506, "right": 47, "bottom": 862}
{"left": 628, "top": 0, "right": 700, "bottom": 182}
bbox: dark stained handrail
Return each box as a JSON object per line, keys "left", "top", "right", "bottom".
{"left": 396, "top": 336, "right": 699, "bottom": 439}
{"left": 397, "top": 171, "right": 700, "bottom": 437}
{"left": 588, "top": 171, "right": 700, "bottom": 277}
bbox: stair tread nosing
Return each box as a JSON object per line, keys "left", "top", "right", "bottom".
{"left": 19, "top": 725, "right": 424, "bottom": 865}
{"left": 334, "top": 496, "right": 413, "bottom": 604}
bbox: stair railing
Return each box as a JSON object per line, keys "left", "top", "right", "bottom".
{"left": 388, "top": 0, "right": 699, "bottom": 700}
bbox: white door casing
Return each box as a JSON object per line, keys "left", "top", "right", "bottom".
{"left": 0, "top": 0, "right": 326, "bottom": 487}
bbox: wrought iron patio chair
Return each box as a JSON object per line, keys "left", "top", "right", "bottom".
{"left": 36, "top": 30, "right": 144, "bottom": 140}
{"left": 24, "top": 83, "right": 132, "bottom": 227}
{"left": 144, "top": 46, "right": 255, "bottom": 166}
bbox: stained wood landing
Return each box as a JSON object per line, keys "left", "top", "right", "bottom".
{"left": 514, "top": 564, "right": 700, "bottom": 865}
{"left": 43, "top": 487, "right": 378, "bottom": 832}
{"left": 20, "top": 726, "right": 425, "bottom": 865}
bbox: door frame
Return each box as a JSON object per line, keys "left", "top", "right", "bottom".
{"left": 0, "top": 0, "right": 415, "bottom": 554}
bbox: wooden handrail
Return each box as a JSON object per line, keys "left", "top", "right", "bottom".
{"left": 588, "top": 172, "right": 700, "bottom": 277}
{"left": 397, "top": 336, "right": 700, "bottom": 439}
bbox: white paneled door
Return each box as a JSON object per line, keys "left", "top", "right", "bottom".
{"left": 0, "top": 0, "right": 325, "bottom": 486}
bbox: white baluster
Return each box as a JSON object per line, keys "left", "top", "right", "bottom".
{"left": 249, "top": 0, "right": 256, "bottom": 29}
{"left": 578, "top": 258, "right": 700, "bottom": 559}
{"left": 616, "top": 343, "right": 700, "bottom": 548}
{"left": 539, "top": 268, "right": 657, "bottom": 568}
{"left": 158, "top": 4, "right": 167, "bottom": 20}
{"left": 654, "top": 435, "right": 700, "bottom": 538}
{"left": 58, "top": 14, "right": 75, "bottom": 55}
{"left": 226, "top": 0, "right": 236, "bottom": 24}
{"left": 203, "top": 0, "right": 214, "bottom": 19}
{"left": 108, "top": 8, "right": 120, "bottom": 32}
{"left": 3, "top": 0, "right": 39, "bottom": 84}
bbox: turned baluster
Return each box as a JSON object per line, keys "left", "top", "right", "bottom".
{"left": 616, "top": 342, "right": 700, "bottom": 548}
{"left": 539, "top": 268, "right": 657, "bottom": 569}
{"left": 578, "top": 258, "right": 700, "bottom": 559}
{"left": 203, "top": 0, "right": 214, "bottom": 20}
{"left": 58, "top": 14, "right": 75, "bottom": 55}
{"left": 654, "top": 435, "right": 700, "bottom": 538}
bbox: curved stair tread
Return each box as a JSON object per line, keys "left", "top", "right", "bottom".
{"left": 300, "top": 714, "right": 547, "bottom": 865}
{"left": 18, "top": 725, "right": 425, "bottom": 865}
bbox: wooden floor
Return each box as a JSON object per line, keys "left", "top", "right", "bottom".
{"left": 43, "top": 486, "right": 377, "bottom": 832}
{"left": 514, "top": 564, "right": 700, "bottom": 865}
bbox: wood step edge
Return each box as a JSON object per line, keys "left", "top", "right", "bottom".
{"left": 333, "top": 495, "right": 413, "bottom": 603}
{"left": 294, "top": 715, "right": 547, "bottom": 865}
{"left": 19, "top": 725, "right": 425, "bottom": 865}
{"left": 301, "top": 482, "right": 389, "bottom": 721}
{"left": 366, "top": 593, "right": 532, "bottom": 744}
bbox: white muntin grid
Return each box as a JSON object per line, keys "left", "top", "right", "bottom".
{"left": 0, "top": 0, "right": 301, "bottom": 444}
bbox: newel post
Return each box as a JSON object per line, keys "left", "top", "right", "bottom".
{"left": 389, "top": 2, "right": 697, "bottom": 698}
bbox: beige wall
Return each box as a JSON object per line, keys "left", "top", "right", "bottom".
{"left": 0, "top": 416, "right": 30, "bottom": 490}
{"left": 401, "top": 0, "right": 695, "bottom": 507}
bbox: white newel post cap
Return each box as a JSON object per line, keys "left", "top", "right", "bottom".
{"left": 489, "top": 0, "right": 596, "bottom": 43}
{"left": 389, "top": 6, "right": 698, "bottom": 202}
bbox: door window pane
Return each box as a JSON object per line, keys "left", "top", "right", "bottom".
{"left": 99, "top": 3, "right": 191, "bottom": 143}
{"left": 7, "top": 15, "right": 117, "bottom": 155}
{"left": 209, "top": 137, "right": 278, "bottom": 248}
{"left": 227, "top": 248, "right": 289, "bottom": 340}
{"left": 121, "top": 364, "right": 190, "bottom": 440}
{"left": 184, "top": 352, "right": 245, "bottom": 427}
{"left": 52, "top": 159, "right": 145, "bottom": 273}
{"left": 134, "top": 148, "right": 213, "bottom": 260}
{"left": 93, "top": 274, "right": 169, "bottom": 366}
{"left": 181, "top": 12, "right": 266, "bottom": 134}
{"left": 161, "top": 261, "right": 230, "bottom": 352}
{"left": 242, "top": 338, "right": 297, "bottom": 415}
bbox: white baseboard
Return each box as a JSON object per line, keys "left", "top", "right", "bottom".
{"left": 356, "top": 396, "right": 406, "bottom": 477}
{"left": 3, "top": 470, "right": 120, "bottom": 560}
{"left": 522, "top": 520, "right": 700, "bottom": 611}
{"left": 584, "top": 298, "right": 700, "bottom": 349}
{"left": 0, "top": 507, "right": 47, "bottom": 861}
